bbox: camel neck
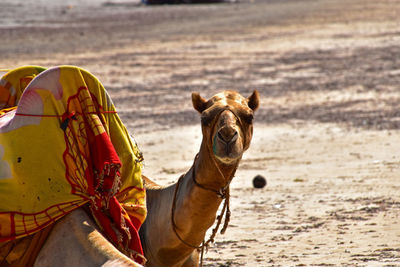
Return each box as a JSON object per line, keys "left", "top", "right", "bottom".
{"left": 172, "top": 141, "right": 238, "bottom": 240}
{"left": 193, "top": 141, "right": 239, "bottom": 191}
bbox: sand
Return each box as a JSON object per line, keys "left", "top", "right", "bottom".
{"left": 1, "top": 0, "right": 399, "bottom": 265}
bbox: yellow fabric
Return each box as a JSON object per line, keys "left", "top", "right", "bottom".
{"left": 0, "top": 66, "right": 45, "bottom": 110}
{"left": 0, "top": 66, "right": 146, "bottom": 243}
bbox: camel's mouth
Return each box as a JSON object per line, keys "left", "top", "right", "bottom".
{"left": 212, "top": 135, "right": 243, "bottom": 164}
{"left": 211, "top": 111, "right": 244, "bottom": 164}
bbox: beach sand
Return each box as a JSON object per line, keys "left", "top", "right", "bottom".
{"left": 1, "top": 0, "right": 399, "bottom": 265}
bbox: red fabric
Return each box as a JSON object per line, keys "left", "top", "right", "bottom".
{"left": 61, "top": 87, "right": 145, "bottom": 263}
{"left": 88, "top": 131, "right": 144, "bottom": 264}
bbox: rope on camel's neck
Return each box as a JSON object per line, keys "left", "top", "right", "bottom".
{"left": 192, "top": 153, "right": 236, "bottom": 240}
{"left": 171, "top": 153, "right": 237, "bottom": 266}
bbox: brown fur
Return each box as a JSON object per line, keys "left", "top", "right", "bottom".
{"left": 140, "top": 90, "right": 259, "bottom": 266}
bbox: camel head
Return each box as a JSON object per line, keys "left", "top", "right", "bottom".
{"left": 192, "top": 90, "right": 259, "bottom": 166}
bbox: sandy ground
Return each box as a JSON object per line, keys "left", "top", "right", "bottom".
{"left": 1, "top": 0, "right": 400, "bottom": 265}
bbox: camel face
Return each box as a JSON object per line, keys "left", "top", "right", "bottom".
{"left": 211, "top": 109, "right": 244, "bottom": 164}
{"left": 192, "top": 90, "right": 259, "bottom": 165}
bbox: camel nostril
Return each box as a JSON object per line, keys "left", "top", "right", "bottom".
{"left": 231, "top": 131, "right": 238, "bottom": 142}
{"left": 217, "top": 131, "right": 225, "bottom": 142}
{"left": 217, "top": 128, "right": 238, "bottom": 144}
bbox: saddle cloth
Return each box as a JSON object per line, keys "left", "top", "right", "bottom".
{"left": 0, "top": 66, "right": 146, "bottom": 264}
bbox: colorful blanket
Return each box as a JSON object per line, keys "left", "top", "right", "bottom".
{"left": 0, "top": 66, "right": 146, "bottom": 264}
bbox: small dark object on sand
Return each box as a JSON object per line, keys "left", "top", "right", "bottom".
{"left": 253, "top": 175, "right": 267, "bottom": 188}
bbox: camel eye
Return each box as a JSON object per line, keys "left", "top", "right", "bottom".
{"left": 243, "top": 113, "right": 254, "bottom": 124}
{"left": 201, "top": 114, "right": 212, "bottom": 126}
{"left": 201, "top": 106, "right": 220, "bottom": 126}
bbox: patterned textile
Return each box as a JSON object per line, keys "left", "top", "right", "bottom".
{"left": 0, "top": 66, "right": 146, "bottom": 264}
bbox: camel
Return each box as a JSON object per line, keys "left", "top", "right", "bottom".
{"left": 29, "top": 90, "right": 259, "bottom": 266}
{"left": 138, "top": 90, "right": 259, "bottom": 266}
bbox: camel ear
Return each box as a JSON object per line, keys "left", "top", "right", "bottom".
{"left": 192, "top": 92, "right": 207, "bottom": 113}
{"left": 247, "top": 90, "right": 259, "bottom": 111}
